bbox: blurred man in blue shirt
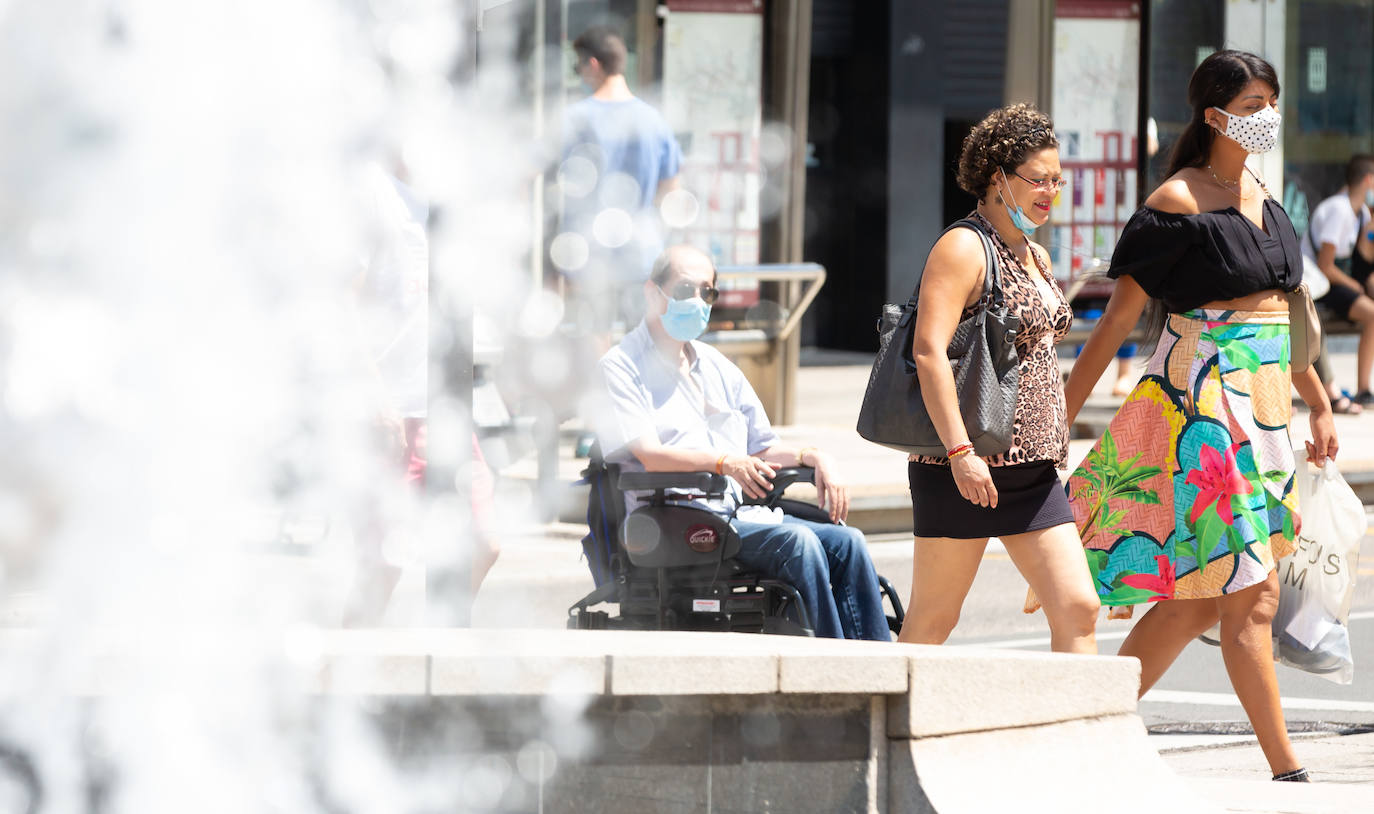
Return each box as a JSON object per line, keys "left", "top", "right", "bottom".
{"left": 560, "top": 26, "right": 683, "bottom": 336}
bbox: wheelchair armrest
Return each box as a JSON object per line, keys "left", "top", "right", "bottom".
{"left": 615, "top": 470, "right": 730, "bottom": 496}
{"left": 749, "top": 466, "right": 815, "bottom": 508}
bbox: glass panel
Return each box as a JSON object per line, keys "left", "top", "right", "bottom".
{"left": 1145, "top": 0, "right": 1225, "bottom": 191}
{"left": 1052, "top": 0, "right": 1143, "bottom": 295}
{"left": 661, "top": 4, "right": 765, "bottom": 268}
{"left": 1280, "top": 0, "right": 1374, "bottom": 237}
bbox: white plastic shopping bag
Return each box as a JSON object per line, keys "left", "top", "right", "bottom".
{"left": 1272, "top": 458, "right": 1364, "bottom": 684}
{"left": 1197, "top": 458, "right": 1363, "bottom": 683}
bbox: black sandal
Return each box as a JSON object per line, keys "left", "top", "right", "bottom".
{"left": 1354, "top": 390, "right": 1374, "bottom": 407}
{"left": 1332, "top": 395, "right": 1364, "bottom": 415}
{"left": 1273, "top": 768, "right": 1311, "bottom": 782}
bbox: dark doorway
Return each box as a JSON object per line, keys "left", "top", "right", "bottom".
{"left": 942, "top": 119, "right": 980, "bottom": 226}
{"left": 802, "top": 0, "right": 891, "bottom": 351}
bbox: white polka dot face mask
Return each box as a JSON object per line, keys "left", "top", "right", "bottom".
{"left": 1211, "top": 105, "right": 1281, "bottom": 154}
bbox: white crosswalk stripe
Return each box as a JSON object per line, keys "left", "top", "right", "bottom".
{"left": 1143, "top": 689, "right": 1374, "bottom": 714}
{"left": 954, "top": 611, "right": 1374, "bottom": 651}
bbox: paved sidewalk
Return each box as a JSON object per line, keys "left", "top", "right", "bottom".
{"left": 1161, "top": 730, "right": 1374, "bottom": 812}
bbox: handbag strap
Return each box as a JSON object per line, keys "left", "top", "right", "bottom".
{"left": 899, "top": 218, "right": 1001, "bottom": 328}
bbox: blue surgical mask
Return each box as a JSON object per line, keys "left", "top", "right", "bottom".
{"left": 658, "top": 287, "right": 712, "bottom": 342}
{"left": 999, "top": 168, "right": 1038, "bottom": 237}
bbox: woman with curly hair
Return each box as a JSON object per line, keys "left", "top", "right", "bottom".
{"left": 899, "top": 104, "right": 1100, "bottom": 653}
{"left": 1059, "top": 50, "right": 1333, "bottom": 782}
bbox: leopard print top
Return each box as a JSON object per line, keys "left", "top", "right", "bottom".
{"left": 911, "top": 211, "right": 1074, "bottom": 469}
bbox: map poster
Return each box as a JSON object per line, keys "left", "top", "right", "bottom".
{"left": 1051, "top": 0, "right": 1140, "bottom": 289}
{"left": 662, "top": 3, "right": 763, "bottom": 273}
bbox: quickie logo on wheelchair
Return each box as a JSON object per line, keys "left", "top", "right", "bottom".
{"left": 686, "top": 523, "right": 719, "bottom": 553}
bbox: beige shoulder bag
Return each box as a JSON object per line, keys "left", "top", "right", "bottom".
{"left": 1287, "top": 283, "right": 1321, "bottom": 373}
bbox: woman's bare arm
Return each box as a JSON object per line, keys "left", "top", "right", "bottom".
{"left": 910, "top": 228, "right": 986, "bottom": 450}
{"left": 1065, "top": 276, "right": 1149, "bottom": 423}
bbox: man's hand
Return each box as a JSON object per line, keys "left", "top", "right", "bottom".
{"left": 721, "top": 455, "right": 779, "bottom": 499}
{"left": 808, "top": 450, "right": 850, "bottom": 523}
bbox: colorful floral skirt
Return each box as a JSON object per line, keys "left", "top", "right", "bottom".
{"left": 1066, "top": 309, "right": 1299, "bottom": 618}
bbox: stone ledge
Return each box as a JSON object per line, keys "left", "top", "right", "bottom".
{"left": 891, "top": 713, "right": 1217, "bottom": 814}
{"left": 291, "top": 631, "right": 1140, "bottom": 730}
{"left": 890, "top": 646, "right": 1141, "bottom": 738}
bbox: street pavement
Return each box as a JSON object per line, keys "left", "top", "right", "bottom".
{"left": 482, "top": 341, "right": 1374, "bottom": 803}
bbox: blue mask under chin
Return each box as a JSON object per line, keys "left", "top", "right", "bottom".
{"left": 999, "top": 168, "right": 1039, "bottom": 237}
{"left": 659, "top": 289, "right": 712, "bottom": 342}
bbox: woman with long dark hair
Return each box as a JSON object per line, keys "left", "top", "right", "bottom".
{"left": 1059, "top": 50, "right": 1336, "bottom": 781}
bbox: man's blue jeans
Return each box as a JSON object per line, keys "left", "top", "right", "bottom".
{"left": 731, "top": 515, "right": 889, "bottom": 640}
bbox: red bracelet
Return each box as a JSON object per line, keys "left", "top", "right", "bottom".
{"left": 946, "top": 442, "right": 974, "bottom": 459}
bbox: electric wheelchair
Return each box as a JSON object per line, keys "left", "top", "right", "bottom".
{"left": 567, "top": 447, "right": 905, "bottom": 637}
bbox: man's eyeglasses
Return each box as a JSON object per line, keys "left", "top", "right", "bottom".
{"left": 659, "top": 281, "right": 720, "bottom": 305}
{"left": 1009, "top": 170, "right": 1069, "bottom": 193}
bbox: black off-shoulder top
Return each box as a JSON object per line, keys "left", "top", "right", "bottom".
{"left": 1106, "top": 197, "right": 1303, "bottom": 312}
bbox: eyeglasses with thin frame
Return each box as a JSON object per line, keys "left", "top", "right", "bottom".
{"left": 659, "top": 280, "right": 720, "bottom": 305}
{"left": 1009, "top": 169, "right": 1069, "bottom": 193}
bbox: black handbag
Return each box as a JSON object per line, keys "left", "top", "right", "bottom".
{"left": 856, "top": 218, "right": 1021, "bottom": 456}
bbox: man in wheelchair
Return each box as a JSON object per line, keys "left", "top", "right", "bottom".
{"left": 583, "top": 245, "right": 889, "bottom": 640}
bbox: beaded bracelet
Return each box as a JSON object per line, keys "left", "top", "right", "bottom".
{"left": 946, "top": 442, "right": 974, "bottom": 459}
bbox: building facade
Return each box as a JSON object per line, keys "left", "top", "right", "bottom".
{"left": 477, "top": 0, "right": 1374, "bottom": 350}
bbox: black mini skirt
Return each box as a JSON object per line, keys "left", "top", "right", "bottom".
{"left": 908, "top": 460, "right": 1074, "bottom": 539}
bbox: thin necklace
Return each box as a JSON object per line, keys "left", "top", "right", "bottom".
{"left": 1206, "top": 164, "right": 1254, "bottom": 200}
{"left": 1244, "top": 164, "right": 1273, "bottom": 199}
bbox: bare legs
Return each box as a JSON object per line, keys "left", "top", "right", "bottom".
{"left": 899, "top": 536, "right": 988, "bottom": 644}
{"left": 1345, "top": 293, "right": 1374, "bottom": 394}
{"left": 1002, "top": 523, "right": 1100, "bottom": 654}
{"left": 1119, "top": 573, "right": 1300, "bottom": 775}
{"left": 1217, "top": 572, "right": 1301, "bottom": 775}
{"left": 1117, "top": 595, "right": 1217, "bottom": 693}
{"left": 899, "top": 523, "right": 1099, "bottom": 654}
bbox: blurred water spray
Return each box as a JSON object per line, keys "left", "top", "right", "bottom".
{"left": 0, "top": 1, "right": 578, "bottom": 810}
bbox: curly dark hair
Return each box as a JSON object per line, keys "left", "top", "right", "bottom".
{"left": 956, "top": 104, "right": 1059, "bottom": 200}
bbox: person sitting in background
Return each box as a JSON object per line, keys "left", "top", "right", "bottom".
{"left": 589, "top": 245, "right": 890, "bottom": 640}
{"left": 1304, "top": 154, "right": 1374, "bottom": 409}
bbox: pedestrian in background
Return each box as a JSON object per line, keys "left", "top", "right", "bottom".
{"left": 1061, "top": 50, "right": 1336, "bottom": 782}
{"left": 1304, "top": 154, "right": 1374, "bottom": 409}
{"left": 343, "top": 162, "right": 432, "bottom": 626}
{"left": 559, "top": 25, "right": 682, "bottom": 342}
{"left": 900, "top": 104, "right": 1100, "bottom": 654}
